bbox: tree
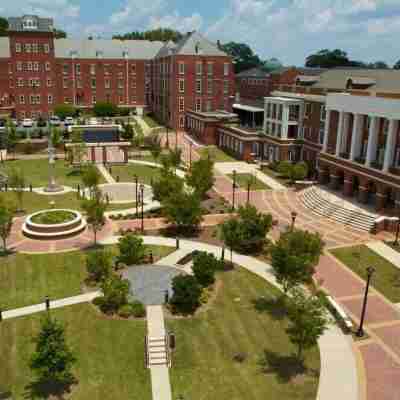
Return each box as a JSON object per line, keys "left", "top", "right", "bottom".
{"left": 170, "top": 275, "right": 202, "bottom": 314}
{"left": 70, "top": 129, "right": 87, "bottom": 167}
{"left": 117, "top": 233, "right": 146, "bottom": 266}
{"left": 367, "top": 61, "right": 389, "bottom": 69}
{"left": 394, "top": 60, "right": 400, "bottom": 70}
{"left": 5, "top": 119, "right": 18, "bottom": 159}
{"left": 220, "top": 205, "right": 273, "bottom": 254}
{"left": 286, "top": 288, "right": 329, "bottom": 361}
{"left": 50, "top": 127, "right": 62, "bottom": 154}
{"left": 54, "top": 29, "right": 67, "bottom": 39}
{"left": 100, "top": 275, "right": 131, "bottom": 313}
{"left": 270, "top": 230, "right": 324, "bottom": 293}
{"left": 186, "top": 157, "right": 215, "bottom": 199}
{"left": 305, "top": 49, "right": 351, "bottom": 68}
{"left": 113, "top": 28, "right": 183, "bottom": 43}
{"left": 86, "top": 249, "right": 113, "bottom": 283}
{"left": 30, "top": 315, "right": 76, "bottom": 385}
{"left": 81, "top": 189, "right": 107, "bottom": 245}
{"left": 0, "top": 199, "right": 14, "bottom": 253}
{"left": 8, "top": 168, "right": 25, "bottom": 211}
{"left": 165, "top": 147, "right": 182, "bottom": 171}
{"left": 82, "top": 164, "right": 101, "bottom": 198}
{"left": 151, "top": 167, "right": 184, "bottom": 202}
{"left": 0, "top": 17, "right": 8, "bottom": 37}
{"left": 93, "top": 102, "right": 118, "bottom": 117}
{"left": 54, "top": 104, "right": 76, "bottom": 119}
{"left": 192, "top": 252, "right": 222, "bottom": 287}
{"left": 277, "top": 161, "right": 308, "bottom": 183}
{"left": 221, "top": 42, "right": 263, "bottom": 73}
{"left": 148, "top": 133, "right": 162, "bottom": 161}
{"left": 121, "top": 123, "right": 134, "bottom": 140}
{"left": 163, "top": 190, "right": 203, "bottom": 234}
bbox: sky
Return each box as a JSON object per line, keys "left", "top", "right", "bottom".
{"left": 1, "top": 0, "right": 400, "bottom": 66}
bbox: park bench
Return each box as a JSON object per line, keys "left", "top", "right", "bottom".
{"left": 326, "top": 295, "right": 354, "bottom": 332}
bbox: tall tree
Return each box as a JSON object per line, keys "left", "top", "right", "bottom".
{"left": 54, "top": 29, "right": 67, "bottom": 39}
{"left": 113, "top": 28, "right": 183, "bottom": 43}
{"left": 0, "top": 17, "right": 8, "bottom": 37}
{"left": 8, "top": 168, "right": 25, "bottom": 212}
{"left": 286, "top": 288, "right": 329, "bottom": 361}
{"left": 186, "top": 157, "right": 215, "bottom": 199}
{"left": 305, "top": 49, "right": 351, "bottom": 68}
{"left": 82, "top": 164, "right": 101, "bottom": 198}
{"left": 5, "top": 119, "right": 18, "bottom": 159}
{"left": 0, "top": 199, "right": 14, "bottom": 253}
{"left": 81, "top": 189, "right": 107, "bottom": 245}
{"left": 30, "top": 315, "right": 76, "bottom": 385}
{"left": 221, "top": 42, "right": 263, "bottom": 73}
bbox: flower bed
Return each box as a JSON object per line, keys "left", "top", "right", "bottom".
{"left": 31, "top": 210, "right": 76, "bottom": 225}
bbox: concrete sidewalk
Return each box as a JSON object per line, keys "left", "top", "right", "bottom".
{"left": 367, "top": 241, "right": 400, "bottom": 269}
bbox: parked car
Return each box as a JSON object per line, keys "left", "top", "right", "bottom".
{"left": 22, "top": 118, "right": 34, "bottom": 128}
{"left": 103, "top": 117, "right": 112, "bottom": 124}
{"left": 49, "top": 116, "right": 61, "bottom": 126}
{"left": 64, "top": 116, "right": 74, "bottom": 126}
{"left": 88, "top": 117, "right": 98, "bottom": 125}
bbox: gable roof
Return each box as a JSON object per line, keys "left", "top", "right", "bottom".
{"left": 8, "top": 15, "right": 53, "bottom": 33}
{"left": 236, "top": 67, "right": 269, "bottom": 78}
{"left": 54, "top": 39, "right": 164, "bottom": 60}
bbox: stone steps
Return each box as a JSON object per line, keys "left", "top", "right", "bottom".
{"left": 146, "top": 336, "right": 170, "bottom": 367}
{"left": 300, "top": 187, "right": 376, "bottom": 232}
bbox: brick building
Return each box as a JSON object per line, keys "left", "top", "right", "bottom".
{"left": 0, "top": 15, "right": 234, "bottom": 131}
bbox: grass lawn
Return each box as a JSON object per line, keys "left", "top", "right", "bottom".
{"left": 110, "top": 164, "right": 161, "bottom": 185}
{"left": 261, "top": 166, "right": 292, "bottom": 187}
{"left": 167, "top": 267, "right": 320, "bottom": 400}
{"left": 330, "top": 245, "right": 400, "bottom": 302}
{"left": 229, "top": 173, "right": 271, "bottom": 190}
{"left": 1, "top": 192, "right": 136, "bottom": 214}
{"left": 143, "top": 115, "right": 161, "bottom": 128}
{"left": 0, "top": 245, "right": 175, "bottom": 310}
{"left": 0, "top": 304, "right": 151, "bottom": 400}
{"left": 2, "top": 159, "right": 105, "bottom": 187}
{"left": 200, "top": 146, "right": 237, "bottom": 163}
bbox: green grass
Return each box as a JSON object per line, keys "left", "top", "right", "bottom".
{"left": 331, "top": 245, "right": 400, "bottom": 302}
{"left": 200, "top": 146, "right": 237, "bottom": 162}
{"left": 2, "top": 159, "right": 105, "bottom": 187}
{"left": 261, "top": 166, "right": 291, "bottom": 187}
{"left": 0, "top": 304, "right": 151, "bottom": 400}
{"left": 110, "top": 164, "right": 161, "bottom": 185}
{"left": 168, "top": 267, "right": 320, "bottom": 400}
{"left": 229, "top": 173, "right": 271, "bottom": 190}
{"left": 143, "top": 115, "right": 161, "bottom": 128}
{"left": 0, "top": 245, "right": 175, "bottom": 310}
{"left": 31, "top": 210, "right": 76, "bottom": 225}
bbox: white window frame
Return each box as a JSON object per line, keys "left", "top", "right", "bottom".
{"left": 44, "top": 43, "right": 50, "bottom": 53}
{"left": 195, "top": 98, "right": 201, "bottom": 112}
{"left": 19, "top": 95, "right": 25, "bottom": 104}
{"left": 196, "top": 62, "right": 202, "bottom": 75}
{"left": 224, "top": 63, "right": 229, "bottom": 76}
{"left": 196, "top": 79, "right": 202, "bottom": 94}
{"left": 178, "top": 62, "right": 185, "bottom": 75}
{"left": 179, "top": 97, "right": 185, "bottom": 112}
{"left": 179, "top": 79, "right": 185, "bottom": 93}
{"left": 45, "top": 62, "right": 51, "bottom": 71}
{"left": 48, "top": 94, "right": 53, "bottom": 104}
{"left": 15, "top": 43, "right": 21, "bottom": 53}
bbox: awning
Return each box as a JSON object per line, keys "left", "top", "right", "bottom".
{"left": 233, "top": 103, "right": 264, "bottom": 113}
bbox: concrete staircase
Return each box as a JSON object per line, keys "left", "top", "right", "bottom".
{"left": 146, "top": 335, "right": 170, "bottom": 367}
{"left": 300, "top": 186, "right": 377, "bottom": 232}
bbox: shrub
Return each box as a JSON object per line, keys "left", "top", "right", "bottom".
{"left": 86, "top": 249, "right": 113, "bottom": 283}
{"left": 118, "top": 304, "right": 134, "bottom": 318}
{"left": 192, "top": 252, "right": 222, "bottom": 287}
{"left": 170, "top": 275, "right": 202, "bottom": 315}
{"left": 54, "top": 104, "right": 76, "bottom": 119}
{"left": 93, "top": 102, "right": 118, "bottom": 117}
{"left": 117, "top": 233, "right": 146, "bottom": 265}
{"left": 130, "top": 301, "right": 146, "bottom": 318}
{"left": 100, "top": 275, "right": 131, "bottom": 313}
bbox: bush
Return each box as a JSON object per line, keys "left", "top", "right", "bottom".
{"left": 86, "top": 249, "right": 113, "bottom": 283}
{"left": 100, "top": 275, "right": 131, "bottom": 314}
{"left": 192, "top": 252, "right": 222, "bottom": 287}
{"left": 117, "top": 233, "right": 146, "bottom": 266}
{"left": 170, "top": 275, "right": 202, "bottom": 315}
{"left": 93, "top": 296, "right": 105, "bottom": 308}
{"left": 54, "top": 104, "right": 76, "bottom": 119}
{"left": 118, "top": 304, "right": 134, "bottom": 318}
{"left": 130, "top": 301, "right": 146, "bottom": 317}
{"left": 93, "top": 102, "right": 118, "bottom": 117}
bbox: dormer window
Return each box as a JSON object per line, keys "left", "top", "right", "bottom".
{"left": 23, "top": 17, "right": 38, "bottom": 30}
{"left": 96, "top": 51, "right": 103, "bottom": 59}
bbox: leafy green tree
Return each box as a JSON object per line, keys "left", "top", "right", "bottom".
{"left": 220, "top": 204, "right": 273, "bottom": 254}
{"left": 81, "top": 189, "right": 107, "bottom": 245}
{"left": 93, "top": 102, "right": 118, "bottom": 117}
{"left": 54, "top": 104, "right": 76, "bottom": 119}
{"left": 192, "top": 252, "right": 222, "bottom": 287}
{"left": 305, "top": 49, "right": 351, "bottom": 68}
{"left": 148, "top": 133, "right": 162, "bottom": 161}
{"left": 117, "top": 233, "right": 146, "bottom": 266}
{"left": 270, "top": 230, "right": 324, "bottom": 293}
{"left": 121, "top": 123, "right": 134, "bottom": 140}
{"left": 163, "top": 190, "right": 203, "bottom": 234}
{"left": 8, "top": 168, "right": 25, "bottom": 211}
{"left": 186, "top": 157, "right": 215, "bottom": 199}
{"left": 221, "top": 42, "right": 263, "bottom": 73}
{"left": 165, "top": 147, "right": 182, "bottom": 171}
{"left": 0, "top": 17, "right": 8, "bottom": 37}
{"left": 86, "top": 249, "right": 113, "bottom": 283}
{"left": 100, "top": 275, "right": 131, "bottom": 313}
{"left": 151, "top": 168, "right": 184, "bottom": 202}
{"left": 82, "top": 165, "right": 101, "bottom": 198}
{"left": 277, "top": 161, "right": 308, "bottom": 183}
{"left": 54, "top": 29, "right": 67, "bottom": 39}
{"left": 286, "top": 288, "right": 329, "bottom": 361}
{"left": 70, "top": 129, "right": 87, "bottom": 167}
{"left": 170, "top": 275, "right": 202, "bottom": 314}
{"left": 5, "top": 119, "right": 18, "bottom": 159}
{"left": 0, "top": 199, "right": 14, "bottom": 253}
{"left": 113, "top": 28, "right": 183, "bottom": 43}
{"left": 30, "top": 316, "right": 76, "bottom": 385}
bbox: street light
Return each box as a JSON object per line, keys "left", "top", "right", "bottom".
{"left": 291, "top": 211, "right": 297, "bottom": 231}
{"left": 356, "top": 266, "right": 376, "bottom": 337}
{"left": 140, "top": 183, "right": 145, "bottom": 233}
{"left": 232, "top": 170, "right": 237, "bottom": 211}
{"left": 134, "top": 174, "right": 138, "bottom": 218}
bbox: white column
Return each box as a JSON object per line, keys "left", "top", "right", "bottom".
{"left": 335, "top": 111, "right": 344, "bottom": 157}
{"left": 383, "top": 119, "right": 399, "bottom": 172}
{"left": 341, "top": 112, "right": 350, "bottom": 154}
{"left": 349, "top": 114, "right": 363, "bottom": 161}
{"left": 282, "top": 105, "right": 289, "bottom": 139}
{"left": 365, "top": 116, "right": 379, "bottom": 168}
{"left": 322, "top": 109, "right": 331, "bottom": 152}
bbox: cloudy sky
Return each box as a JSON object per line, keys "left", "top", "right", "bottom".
{"left": 1, "top": 0, "right": 399, "bottom": 66}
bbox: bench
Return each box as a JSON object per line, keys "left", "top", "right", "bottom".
{"left": 326, "top": 295, "right": 354, "bottom": 331}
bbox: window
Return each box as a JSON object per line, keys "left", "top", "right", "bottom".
{"left": 223, "top": 80, "right": 229, "bottom": 95}
{"left": 207, "top": 80, "right": 213, "bottom": 95}
{"left": 305, "top": 103, "right": 311, "bottom": 118}
{"left": 19, "top": 95, "right": 25, "bottom": 104}
{"left": 178, "top": 62, "right": 185, "bottom": 75}
{"left": 25, "top": 43, "right": 31, "bottom": 53}
{"left": 196, "top": 62, "right": 202, "bottom": 75}
{"left": 92, "top": 95, "right": 96, "bottom": 104}
{"left": 27, "top": 62, "right": 33, "bottom": 71}
{"left": 15, "top": 43, "right": 21, "bottom": 53}
{"left": 207, "top": 62, "right": 213, "bottom": 76}
{"left": 91, "top": 78, "right": 96, "bottom": 89}
{"left": 105, "top": 79, "right": 111, "bottom": 89}
{"left": 17, "top": 78, "right": 24, "bottom": 87}
{"left": 104, "top": 64, "right": 110, "bottom": 75}
{"left": 45, "top": 62, "right": 51, "bottom": 72}
{"left": 196, "top": 79, "right": 202, "bottom": 94}
{"left": 75, "top": 64, "right": 81, "bottom": 74}
{"left": 131, "top": 63, "right": 136, "bottom": 74}
{"left": 32, "top": 43, "right": 38, "bottom": 53}
{"left": 90, "top": 64, "right": 96, "bottom": 75}
{"left": 206, "top": 100, "right": 212, "bottom": 112}
{"left": 63, "top": 78, "right": 68, "bottom": 89}
{"left": 44, "top": 43, "right": 50, "bottom": 53}
{"left": 77, "top": 79, "right": 82, "bottom": 88}
{"left": 179, "top": 79, "right": 185, "bottom": 93}
{"left": 179, "top": 97, "right": 185, "bottom": 112}
{"left": 33, "top": 62, "right": 39, "bottom": 72}
{"left": 48, "top": 94, "right": 53, "bottom": 104}
{"left": 195, "top": 98, "right": 201, "bottom": 112}
{"left": 63, "top": 64, "right": 70, "bottom": 74}
{"left": 119, "top": 95, "right": 124, "bottom": 104}
{"left": 131, "top": 79, "right": 136, "bottom": 89}
{"left": 118, "top": 79, "right": 124, "bottom": 89}
{"left": 224, "top": 63, "right": 229, "bottom": 76}
{"left": 16, "top": 62, "right": 22, "bottom": 71}
{"left": 179, "top": 116, "right": 185, "bottom": 128}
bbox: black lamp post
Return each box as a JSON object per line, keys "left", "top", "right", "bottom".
{"left": 134, "top": 174, "right": 138, "bottom": 218}
{"left": 232, "top": 170, "right": 237, "bottom": 211}
{"left": 395, "top": 217, "right": 400, "bottom": 247}
{"left": 140, "top": 183, "right": 145, "bottom": 233}
{"left": 189, "top": 142, "right": 193, "bottom": 168}
{"left": 247, "top": 179, "right": 251, "bottom": 205}
{"left": 356, "top": 266, "right": 376, "bottom": 337}
{"left": 291, "top": 211, "right": 297, "bottom": 231}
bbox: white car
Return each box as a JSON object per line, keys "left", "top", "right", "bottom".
{"left": 64, "top": 117, "right": 74, "bottom": 126}
{"left": 88, "top": 117, "right": 98, "bottom": 125}
{"left": 22, "top": 118, "right": 34, "bottom": 128}
{"left": 49, "top": 116, "right": 61, "bottom": 126}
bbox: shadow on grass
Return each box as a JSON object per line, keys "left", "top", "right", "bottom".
{"left": 24, "top": 377, "right": 77, "bottom": 400}
{"left": 258, "top": 350, "right": 316, "bottom": 383}
{"left": 66, "top": 169, "right": 83, "bottom": 178}
{"left": 0, "top": 248, "right": 17, "bottom": 258}
{"left": 252, "top": 296, "right": 287, "bottom": 320}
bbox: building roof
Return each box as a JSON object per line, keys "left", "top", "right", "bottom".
{"left": 0, "top": 38, "right": 10, "bottom": 57}
{"left": 271, "top": 67, "right": 327, "bottom": 76}
{"left": 236, "top": 67, "right": 270, "bottom": 78}
{"left": 54, "top": 39, "right": 164, "bottom": 60}
{"left": 314, "top": 68, "right": 400, "bottom": 93}
{"left": 8, "top": 15, "right": 53, "bottom": 32}
{"left": 156, "top": 31, "right": 228, "bottom": 58}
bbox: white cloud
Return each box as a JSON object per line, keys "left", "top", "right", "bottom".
{"left": 109, "top": 0, "right": 165, "bottom": 26}
{"left": 148, "top": 12, "right": 203, "bottom": 33}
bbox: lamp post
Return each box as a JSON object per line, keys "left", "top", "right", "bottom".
{"left": 175, "top": 129, "right": 178, "bottom": 150}
{"left": 165, "top": 125, "right": 169, "bottom": 149}
{"left": 291, "top": 211, "right": 297, "bottom": 231}
{"left": 232, "top": 170, "right": 237, "bottom": 211}
{"left": 134, "top": 174, "right": 138, "bottom": 218}
{"left": 395, "top": 217, "right": 400, "bottom": 247}
{"left": 247, "top": 179, "right": 251, "bottom": 205}
{"left": 140, "top": 183, "right": 145, "bottom": 233}
{"left": 189, "top": 142, "right": 193, "bottom": 168}
{"left": 356, "top": 266, "right": 376, "bottom": 337}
